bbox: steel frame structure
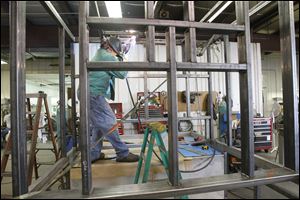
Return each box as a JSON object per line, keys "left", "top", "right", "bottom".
{"left": 8, "top": 1, "right": 299, "bottom": 198}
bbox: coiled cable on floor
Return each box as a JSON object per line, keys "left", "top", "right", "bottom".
{"left": 179, "top": 148, "right": 216, "bottom": 173}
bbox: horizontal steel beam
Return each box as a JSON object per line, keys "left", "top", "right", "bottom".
{"left": 87, "top": 62, "right": 247, "bottom": 72}
{"left": 87, "top": 17, "right": 245, "bottom": 32}
{"left": 23, "top": 168, "right": 298, "bottom": 199}
{"left": 87, "top": 62, "right": 169, "bottom": 71}
{"left": 40, "top": 1, "right": 75, "bottom": 42}
{"left": 28, "top": 158, "right": 69, "bottom": 192}
{"left": 210, "top": 140, "right": 285, "bottom": 169}
{"left": 127, "top": 74, "right": 209, "bottom": 79}
{"left": 177, "top": 62, "right": 247, "bottom": 72}
{"left": 120, "top": 116, "right": 211, "bottom": 124}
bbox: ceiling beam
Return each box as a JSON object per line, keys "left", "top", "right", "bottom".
{"left": 251, "top": 8, "right": 278, "bottom": 33}
{"left": 39, "top": 1, "right": 75, "bottom": 42}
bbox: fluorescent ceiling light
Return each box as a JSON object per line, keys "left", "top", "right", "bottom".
{"left": 105, "top": 1, "right": 122, "bottom": 18}
{"left": 126, "top": 30, "right": 136, "bottom": 33}
{"left": 1, "top": 60, "right": 8, "bottom": 64}
{"left": 200, "top": 1, "right": 223, "bottom": 22}
{"left": 208, "top": 1, "right": 233, "bottom": 23}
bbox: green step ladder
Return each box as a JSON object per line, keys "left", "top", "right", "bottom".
{"left": 134, "top": 127, "right": 188, "bottom": 199}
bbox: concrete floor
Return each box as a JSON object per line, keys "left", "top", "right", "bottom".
{"left": 1, "top": 134, "right": 298, "bottom": 199}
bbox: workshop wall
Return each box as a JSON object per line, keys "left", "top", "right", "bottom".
{"left": 261, "top": 52, "right": 299, "bottom": 116}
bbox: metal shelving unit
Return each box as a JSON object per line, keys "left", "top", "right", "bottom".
{"left": 8, "top": 1, "right": 299, "bottom": 198}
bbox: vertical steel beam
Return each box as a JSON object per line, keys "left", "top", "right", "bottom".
{"left": 166, "top": 26, "right": 179, "bottom": 186}
{"left": 278, "top": 1, "right": 299, "bottom": 173}
{"left": 144, "top": 72, "right": 149, "bottom": 119}
{"left": 59, "top": 27, "right": 70, "bottom": 190}
{"left": 79, "top": 1, "right": 92, "bottom": 195}
{"left": 236, "top": 1, "right": 255, "bottom": 178}
{"left": 59, "top": 27, "right": 66, "bottom": 158}
{"left": 70, "top": 43, "right": 77, "bottom": 148}
{"left": 223, "top": 34, "right": 233, "bottom": 199}
{"left": 223, "top": 152, "right": 229, "bottom": 198}
{"left": 183, "top": 1, "right": 197, "bottom": 63}
{"left": 207, "top": 48, "right": 214, "bottom": 140}
{"left": 144, "top": 1, "right": 155, "bottom": 119}
{"left": 183, "top": 1, "right": 196, "bottom": 117}
{"left": 145, "top": 1, "right": 155, "bottom": 62}
{"left": 224, "top": 35, "right": 232, "bottom": 147}
{"left": 254, "top": 186, "right": 261, "bottom": 199}
{"left": 9, "top": 1, "right": 28, "bottom": 196}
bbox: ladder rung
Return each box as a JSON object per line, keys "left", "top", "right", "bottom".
{"left": 1, "top": 172, "right": 12, "bottom": 177}
{"left": 26, "top": 93, "right": 47, "bottom": 98}
{"left": 5, "top": 150, "right": 32, "bottom": 155}
{"left": 37, "top": 161, "right": 55, "bottom": 166}
{"left": 36, "top": 147, "right": 55, "bottom": 150}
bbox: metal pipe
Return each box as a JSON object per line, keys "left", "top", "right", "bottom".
{"left": 79, "top": 1, "right": 92, "bottom": 195}
{"left": 9, "top": 1, "right": 28, "bottom": 196}
{"left": 278, "top": 1, "right": 299, "bottom": 173}
{"left": 236, "top": 1, "right": 255, "bottom": 178}
{"left": 166, "top": 26, "right": 179, "bottom": 186}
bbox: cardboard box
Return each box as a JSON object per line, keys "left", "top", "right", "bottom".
{"left": 160, "top": 91, "right": 218, "bottom": 112}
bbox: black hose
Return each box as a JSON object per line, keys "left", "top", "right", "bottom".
{"left": 179, "top": 148, "right": 216, "bottom": 173}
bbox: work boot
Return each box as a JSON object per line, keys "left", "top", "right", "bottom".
{"left": 116, "top": 152, "right": 139, "bottom": 162}
{"left": 92, "top": 152, "right": 105, "bottom": 163}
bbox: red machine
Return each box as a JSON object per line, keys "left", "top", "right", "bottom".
{"left": 109, "top": 103, "right": 124, "bottom": 135}
{"left": 253, "top": 117, "right": 272, "bottom": 152}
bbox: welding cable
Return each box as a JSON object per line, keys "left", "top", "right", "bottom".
{"left": 179, "top": 148, "right": 216, "bottom": 173}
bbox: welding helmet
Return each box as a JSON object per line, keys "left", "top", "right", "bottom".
{"left": 107, "top": 36, "right": 123, "bottom": 58}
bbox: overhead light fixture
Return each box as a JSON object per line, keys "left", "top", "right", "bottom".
{"left": 1, "top": 60, "right": 8, "bottom": 64}
{"left": 105, "top": 1, "right": 122, "bottom": 18}
{"left": 125, "top": 30, "right": 136, "bottom": 33}
{"left": 208, "top": 1, "right": 233, "bottom": 23}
